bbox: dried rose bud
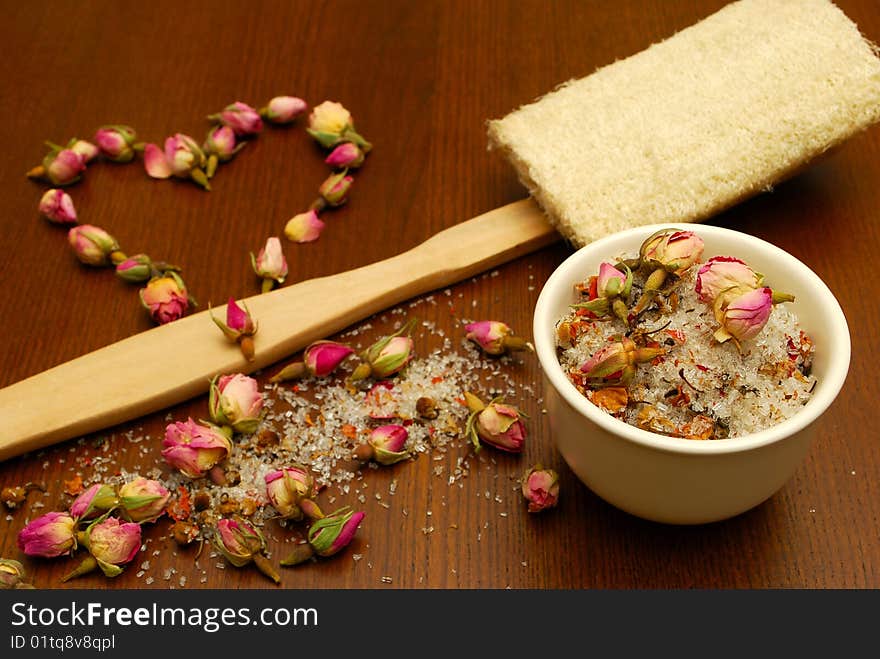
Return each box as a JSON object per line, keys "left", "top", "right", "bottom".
{"left": 578, "top": 336, "right": 664, "bottom": 387}
{"left": 284, "top": 209, "right": 325, "bottom": 243}
{"left": 522, "top": 465, "right": 560, "bottom": 513}
{"left": 162, "top": 418, "right": 232, "bottom": 479}
{"left": 68, "top": 224, "right": 123, "bottom": 267}
{"left": 0, "top": 559, "right": 31, "bottom": 589}
{"left": 203, "top": 125, "right": 242, "bottom": 162}
{"left": 17, "top": 511, "right": 77, "bottom": 558}
{"left": 357, "top": 424, "right": 409, "bottom": 466}
{"left": 712, "top": 286, "right": 789, "bottom": 345}
{"left": 118, "top": 477, "right": 170, "bottom": 523}
{"left": 325, "top": 143, "right": 365, "bottom": 169}
{"left": 640, "top": 230, "right": 704, "bottom": 276}
{"left": 70, "top": 483, "right": 118, "bottom": 522}
{"left": 261, "top": 96, "right": 308, "bottom": 124}
{"left": 349, "top": 320, "right": 417, "bottom": 383}
{"left": 209, "top": 373, "right": 264, "bottom": 434}
{"left": 307, "top": 507, "right": 365, "bottom": 557}
{"left": 94, "top": 125, "right": 139, "bottom": 163}
{"left": 251, "top": 236, "right": 288, "bottom": 293}
{"left": 70, "top": 139, "right": 99, "bottom": 163}
{"left": 39, "top": 188, "right": 77, "bottom": 224}
{"left": 63, "top": 516, "right": 142, "bottom": 582}
{"left": 115, "top": 253, "right": 153, "bottom": 283}
{"left": 465, "top": 320, "right": 531, "bottom": 355}
{"left": 572, "top": 262, "right": 633, "bottom": 324}
{"left": 634, "top": 230, "right": 705, "bottom": 314}
{"left": 696, "top": 256, "right": 762, "bottom": 304}
{"left": 265, "top": 465, "right": 323, "bottom": 521}
{"left": 210, "top": 101, "right": 264, "bottom": 136}
{"left": 86, "top": 517, "right": 141, "bottom": 575}
{"left": 318, "top": 170, "right": 354, "bottom": 207}
{"left": 140, "top": 272, "right": 191, "bottom": 324}
{"left": 464, "top": 392, "right": 526, "bottom": 453}
{"left": 28, "top": 147, "right": 87, "bottom": 186}
{"left": 307, "top": 101, "right": 371, "bottom": 151}
{"left": 213, "top": 516, "right": 279, "bottom": 584}
{"left": 211, "top": 298, "right": 258, "bottom": 361}
{"left": 202, "top": 125, "right": 245, "bottom": 178}
{"left": 143, "top": 133, "right": 210, "bottom": 190}
{"left": 270, "top": 340, "right": 354, "bottom": 382}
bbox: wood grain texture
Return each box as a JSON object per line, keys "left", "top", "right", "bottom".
{"left": 0, "top": 0, "right": 878, "bottom": 589}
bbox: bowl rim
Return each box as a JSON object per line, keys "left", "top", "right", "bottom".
{"left": 533, "top": 223, "right": 851, "bottom": 456}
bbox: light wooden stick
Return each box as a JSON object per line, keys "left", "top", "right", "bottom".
{"left": 0, "top": 199, "right": 556, "bottom": 461}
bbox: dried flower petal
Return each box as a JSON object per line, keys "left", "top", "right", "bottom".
{"left": 284, "top": 210, "right": 325, "bottom": 243}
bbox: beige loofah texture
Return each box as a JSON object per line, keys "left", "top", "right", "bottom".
{"left": 487, "top": 0, "right": 880, "bottom": 248}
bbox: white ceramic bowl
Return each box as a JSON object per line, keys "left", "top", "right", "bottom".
{"left": 533, "top": 224, "right": 850, "bottom": 524}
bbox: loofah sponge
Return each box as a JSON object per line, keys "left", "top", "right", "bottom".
{"left": 488, "top": 0, "right": 880, "bottom": 247}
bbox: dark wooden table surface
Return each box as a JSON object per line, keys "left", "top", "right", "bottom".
{"left": 1, "top": 0, "right": 878, "bottom": 590}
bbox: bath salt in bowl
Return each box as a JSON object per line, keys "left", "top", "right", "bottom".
{"left": 533, "top": 224, "right": 850, "bottom": 524}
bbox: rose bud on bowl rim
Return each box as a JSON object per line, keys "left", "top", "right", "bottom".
{"left": 533, "top": 224, "right": 850, "bottom": 525}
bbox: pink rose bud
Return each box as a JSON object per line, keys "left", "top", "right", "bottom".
{"left": 634, "top": 230, "right": 704, "bottom": 314}
{"left": 578, "top": 336, "right": 665, "bottom": 387}
{"left": 17, "top": 511, "right": 77, "bottom": 558}
{"left": 265, "top": 466, "right": 323, "bottom": 521}
{"left": 161, "top": 418, "right": 232, "bottom": 478}
{"left": 573, "top": 262, "right": 633, "bottom": 323}
{"left": 30, "top": 147, "right": 86, "bottom": 186}
{"left": 70, "top": 139, "right": 99, "bottom": 163}
{"left": 365, "top": 424, "right": 409, "bottom": 465}
{"left": 713, "top": 286, "right": 773, "bottom": 344}
{"left": 210, "top": 298, "right": 258, "bottom": 361}
{"left": 212, "top": 101, "right": 263, "bottom": 136}
{"left": 464, "top": 392, "right": 526, "bottom": 453}
{"left": 203, "top": 125, "right": 240, "bottom": 161}
{"left": 83, "top": 517, "right": 141, "bottom": 577}
{"left": 115, "top": 253, "right": 153, "bottom": 283}
{"left": 596, "top": 262, "right": 630, "bottom": 299}
{"left": 209, "top": 373, "right": 264, "bottom": 434}
{"left": 641, "top": 229, "right": 704, "bottom": 277}
{"left": 0, "top": 559, "right": 30, "bottom": 589}
{"left": 118, "top": 477, "right": 170, "bottom": 523}
{"left": 696, "top": 256, "right": 762, "bottom": 304}
{"left": 349, "top": 319, "right": 417, "bottom": 383}
{"left": 213, "top": 516, "right": 279, "bottom": 583}
{"left": 251, "top": 236, "right": 289, "bottom": 293}
{"left": 307, "top": 507, "right": 365, "bottom": 557}
{"left": 269, "top": 340, "right": 354, "bottom": 383}
{"left": 522, "top": 465, "right": 560, "bottom": 513}
{"left": 94, "top": 125, "right": 139, "bottom": 162}
{"left": 305, "top": 341, "right": 354, "bottom": 377}
{"left": 318, "top": 170, "right": 354, "bottom": 207}
{"left": 140, "top": 272, "right": 190, "bottom": 324}
{"left": 261, "top": 96, "right": 308, "bottom": 124}
{"left": 325, "top": 143, "right": 365, "bottom": 169}
{"left": 284, "top": 209, "right": 325, "bottom": 243}
{"left": 307, "top": 100, "right": 371, "bottom": 151}
{"left": 143, "top": 133, "right": 210, "bottom": 190}
{"left": 67, "top": 224, "right": 122, "bottom": 266}
{"left": 70, "top": 483, "right": 118, "bottom": 521}
{"left": 38, "top": 188, "right": 77, "bottom": 224}
{"left": 465, "top": 320, "right": 531, "bottom": 355}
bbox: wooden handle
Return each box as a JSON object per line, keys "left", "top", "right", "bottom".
{"left": 0, "top": 198, "right": 557, "bottom": 461}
